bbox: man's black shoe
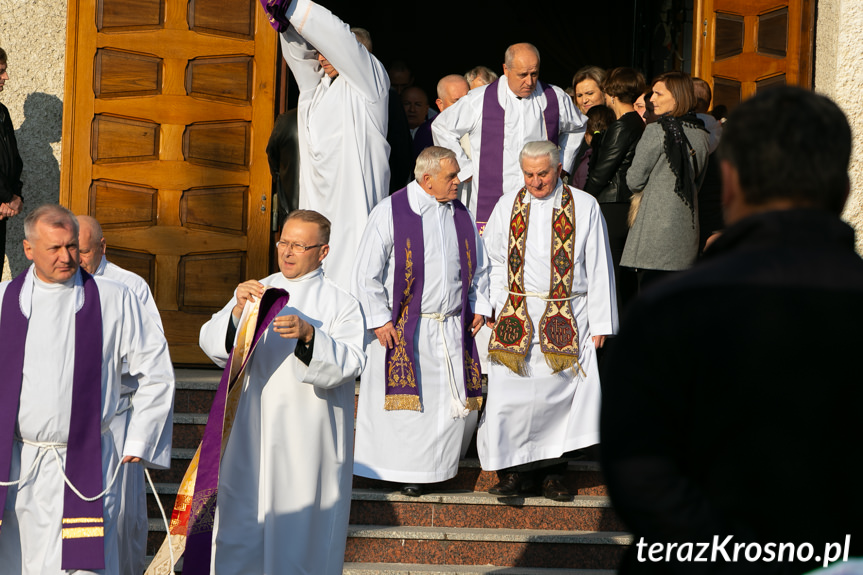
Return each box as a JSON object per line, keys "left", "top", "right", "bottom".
{"left": 542, "top": 476, "right": 572, "bottom": 502}
{"left": 488, "top": 472, "right": 521, "bottom": 496}
{"left": 401, "top": 484, "right": 423, "bottom": 497}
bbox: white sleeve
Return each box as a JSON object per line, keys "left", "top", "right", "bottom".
{"left": 122, "top": 291, "right": 175, "bottom": 469}
{"left": 483, "top": 196, "right": 512, "bottom": 315}
{"left": 279, "top": 26, "right": 324, "bottom": 93}
{"left": 432, "top": 92, "right": 481, "bottom": 182}
{"left": 351, "top": 200, "right": 395, "bottom": 331}
{"left": 583, "top": 199, "right": 619, "bottom": 337}
{"left": 294, "top": 294, "right": 367, "bottom": 390}
{"left": 284, "top": 0, "right": 389, "bottom": 102}
{"left": 556, "top": 87, "right": 587, "bottom": 174}
{"left": 469, "top": 215, "right": 493, "bottom": 318}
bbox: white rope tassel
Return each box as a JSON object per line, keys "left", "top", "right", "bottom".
{"left": 420, "top": 311, "right": 469, "bottom": 419}
{"left": 145, "top": 467, "right": 175, "bottom": 575}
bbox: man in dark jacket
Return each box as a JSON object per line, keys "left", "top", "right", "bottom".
{"left": 0, "top": 47, "right": 24, "bottom": 266}
{"left": 601, "top": 86, "right": 863, "bottom": 574}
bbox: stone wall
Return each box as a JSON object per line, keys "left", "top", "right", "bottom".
{"left": 0, "top": 0, "right": 68, "bottom": 275}
{"left": 816, "top": 0, "right": 863, "bottom": 253}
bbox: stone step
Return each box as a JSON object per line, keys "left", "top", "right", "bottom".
{"left": 353, "top": 459, "right": 607, "bottom": 496}
{"left": 345, "top": 525, "right": 630, "bottom": 570}
{"left": 349, "top": 489, "right": 625, "bottom": 532}
{"left": 343, "top": 564, "right": 615, "bottom": 574}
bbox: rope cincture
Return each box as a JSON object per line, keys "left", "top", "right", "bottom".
{"left": 420, "top": 311, "right": 468, "bottom": 419}
{"left": 1, "top": 439, "right": 177, "bottom": 575}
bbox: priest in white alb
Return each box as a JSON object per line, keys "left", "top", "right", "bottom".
{"left": 0, "top": 205, "right": 174, "bottom": 575}
{"left": 478, "top": 142, "right": 617, "bottom": 502}
{"left": 261, "top": 0, "right": 390, "bottom": 290}
{"left": 352, "top": 146, "right": 491, "bottom": 497}
{"left": 432, "top": 43, "right": 585, "bottom": 234}
{"left": 78, "top": 215, "right": 166, "bottom": 575}
{"left": 198, "top": 210, "right": 366, "bottom": 575}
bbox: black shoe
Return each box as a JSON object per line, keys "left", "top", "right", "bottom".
{"left": 542, "top": 476, "right": 572, "bottom": 502}
{"left": 401, "top": 483, "right": 423, "bottom": 497}
{"left": 489, "top": 472, "right": 522, "bottom": 496}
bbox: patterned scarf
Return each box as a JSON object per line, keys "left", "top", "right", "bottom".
{"left": 657, "top": 113, "right": 706, "bottom": 227}
{"left": 488, "top": 186, "right": 582, "bottom": 376}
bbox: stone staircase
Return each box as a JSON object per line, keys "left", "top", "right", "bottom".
{"left": 146, "top": 369, "right": 630, "bottom": 573}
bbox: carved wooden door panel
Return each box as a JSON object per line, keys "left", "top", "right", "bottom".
{"left": 61, "top": 0, "right": 278, "bottom": 363}
{"left": 693, "top": 0, "right": 815, "bottom": 111}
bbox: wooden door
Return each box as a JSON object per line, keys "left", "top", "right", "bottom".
{"left": 61, "top": 0, "right": 278, "bottom": 363}
{"left": 693, "top": 0, "right": 815, "bottom": 110}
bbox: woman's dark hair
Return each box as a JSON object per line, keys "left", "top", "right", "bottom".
{"left": 602, "top": 67, "right": 646, "bottom": 105}
{"left": 585, "top": 105, "right": 616, "bottom": 137}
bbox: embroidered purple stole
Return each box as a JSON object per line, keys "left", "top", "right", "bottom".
{"left": 0, "top": 269, "right": 105, "bottom": 570}
{"left": 183, "top": 287, "right": 290, "bottom": 575}
{"left": 385, "top": 188, "right": 483, "bottom": 411}
{"left": 476, "top": 79, "right": 560, "bottom": 234}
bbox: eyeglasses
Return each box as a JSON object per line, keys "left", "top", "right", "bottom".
{"left": 276, "top": 240, "right": 325, "bottom": 254}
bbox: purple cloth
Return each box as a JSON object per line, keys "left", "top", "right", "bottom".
{"left": 259, "top": 0, "right": 291, "bottom": 32}
{"left": 476, "top": 80, "right": 561, "bottom": 232}
{"left": 388, "top": 188, "right": 482, "bottom": 406}
{"left": 183, "top": 288, "right": 290, "bottom": 575}
{"left": 0, "top": 269, "right": 106, "bottom": 570}
{"left": 387, "top": 188, "right": 425, "bottom": 401}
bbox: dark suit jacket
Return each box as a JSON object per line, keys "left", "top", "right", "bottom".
{"left": 601, "top": 209, "right": 863, "bottom": 574}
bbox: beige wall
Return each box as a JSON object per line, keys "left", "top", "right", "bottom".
{"left": 0, "top": 0, "right": 68, "bottom": 275}
{"left": 816, "top": 0, "right": 863, "bottom": 252}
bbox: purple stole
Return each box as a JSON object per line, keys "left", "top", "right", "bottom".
{"left": 385, "top": 188, "right": 483, "bottom": 411}
{"left": 476, "top": 79, "right": 560, "bottom": 234}
{"left": 260, "top": 0, "right": 291, "bottom": 32}
{"left": 0, "top": 269, "right": 105, "bottom": 570}
{"left": 183, "top": 287, "right": 290, "bottom": 575}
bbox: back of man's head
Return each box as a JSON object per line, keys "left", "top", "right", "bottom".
{"left": 692, "top": 77, "right": 712, "bottom": 114}
{"left": 719, "top": 86, "right": 851, "bottom": 215}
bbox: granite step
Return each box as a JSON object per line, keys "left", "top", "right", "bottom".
{"left": 345, "top": 525, "right": 630, "bottom": 570}
{"left": 349, "top": 489, "right": 625, "bottom": 532}
{"left": 343, "top": 564, "right": 615, "bottom": 574}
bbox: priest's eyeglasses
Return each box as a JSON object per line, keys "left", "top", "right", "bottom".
{"left": 276, "top": 240, "right": 324, "bottom": 254}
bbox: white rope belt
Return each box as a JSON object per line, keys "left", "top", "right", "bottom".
{"left": 0, "top": 438, "right": 122, "bottom": 502}
{"left": 508, "top": 290, "right": 586, "bottom": 302}
{"left": 420, "top": 311, "right": 469, "bottom": 419}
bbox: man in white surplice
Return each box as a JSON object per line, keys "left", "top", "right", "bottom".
{"left": 432, "top": 43, "right": 585, "bottom": 226}
{"left": 0, "top": 205, "right": 174, "bottom": 575}
{"left": 78, "top": 215, "right": 165, "bottom": 575}
{"left": 352, "top": 147, "right": 491, "bottom": 497}
{"left": 478, "top": 142, "right": 617, "bottom": 502}
{"left": 199, "top": 210, "right": 366, "bottom": 575}
{"left": 278, "top": 0, "right": 390, "bottom": 290}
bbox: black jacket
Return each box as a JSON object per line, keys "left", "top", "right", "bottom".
{"left": 584, "top": 111, "right": 644, "bottom": 203}
{"left": 0, "top": 102, "right": 23, "bottom": 204}
{"left": 601, "top": 209, "right": 863, "bottom": 574}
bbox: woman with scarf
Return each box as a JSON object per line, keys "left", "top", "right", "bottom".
{"left": 620, "top": 71, "right": 709, "bottom": 291}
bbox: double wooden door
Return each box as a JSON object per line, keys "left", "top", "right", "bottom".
{"left": 61, "top": 0, "right": 278, "bottom": 363}
{"left": 693, "top": 0, "right": 815, "bottom": 110}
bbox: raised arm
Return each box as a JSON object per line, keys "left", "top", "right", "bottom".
{"left": 284, "top": 0, "right": 389, "bottom": 102}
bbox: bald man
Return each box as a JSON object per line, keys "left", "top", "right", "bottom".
{"left": 78, "top": 215, "right": 165, "bottom": 575}
{"left": 432, "top": 43, "right": 585, "bottom": 234}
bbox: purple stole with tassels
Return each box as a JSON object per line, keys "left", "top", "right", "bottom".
{"left": 476, "top": 79, "right": 560, "bottom": 234}
{"left": 183, "top": 287, "right": 290, "bottom": 575}
{"left": 0, "top": 269, "right": 105, "bottom": 570}
{"left": 385, "top": 187, "right": 483, "bottom": 412}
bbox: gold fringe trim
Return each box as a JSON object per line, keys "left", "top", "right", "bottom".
{"left": 544, "top": 353, "right": 578, "bottom": 375}
{"left": 489, "top": 350, "right": 529, "bottom": 377}
{"left": 466, "top": 396, "right": 483, "bottom": 412}
{"left": 384, "top": 394, "right": 422, "bottom": 411}
{"left": 62, "top": 517, "right": 104, "bottom": 524}
{"left": 62, "top": 526, "right": 104, "bottom": 539}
